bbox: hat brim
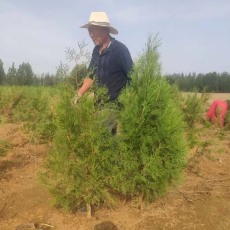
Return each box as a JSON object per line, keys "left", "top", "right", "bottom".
{"left": 80, "top": 22, "right": 118, "bottom": 35}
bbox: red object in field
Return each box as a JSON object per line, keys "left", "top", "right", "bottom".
{"left": 207, "top": 100, "right": 229, "bottom": 127}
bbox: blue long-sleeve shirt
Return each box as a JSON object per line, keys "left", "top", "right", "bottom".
{"left": 88, "top": 38, "right": 133, "bottom": 101}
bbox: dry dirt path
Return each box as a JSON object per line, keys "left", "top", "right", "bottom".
{"left": 0, "top": 123, "right": 230, "bottom": 230}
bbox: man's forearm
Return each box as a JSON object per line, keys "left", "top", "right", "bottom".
{"left": 78, "top": 78, "right": 94, "bottom": 96}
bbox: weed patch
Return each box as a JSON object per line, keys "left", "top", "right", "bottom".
{"left": 0, "top": 139, "right": 11, "bottom": 157}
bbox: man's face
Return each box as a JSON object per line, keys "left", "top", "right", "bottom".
{"left": 88, "top": 25, "right": 109, "bottom": 46}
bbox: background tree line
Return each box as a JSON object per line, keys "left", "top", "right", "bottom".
{"left": 0, "top": 59, "right": 63, "bottom": 86}
{"left": 1, "top": 59, "right": 230, "bottom": 92}
{"left": 166, "top": 72, "right": 230, "bottom": 92}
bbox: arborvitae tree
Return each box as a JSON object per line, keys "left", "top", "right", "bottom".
{"left": 113, "top": 35, "right": 188, "bottom": 202}
{"left": 41, "top": 83, "right": 117, "bottom": 215}
{"left": 0, "top": 59, "right": 5, "bottom": 85}
{"left": 17, "top": 62, "right": 34, "bottom": 85}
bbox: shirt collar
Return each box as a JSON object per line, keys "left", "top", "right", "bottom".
{"left": 95, "top": 37, "right": 115, "bottom": 54}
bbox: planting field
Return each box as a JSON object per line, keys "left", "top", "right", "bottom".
{"left": 0, "top": 93, "right": 230, "bottom": 230}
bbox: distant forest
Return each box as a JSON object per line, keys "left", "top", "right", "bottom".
{"left": 1, "top": 59, "right": 230, "bottom": 92}
{"left": 166, "top": 72, "right": 230, "bottom": 93}
{"left": 0, "top": 59, "right": 65, "bottom": 87}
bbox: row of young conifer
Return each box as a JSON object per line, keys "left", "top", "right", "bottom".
{"left": 0, "top": 36, "right": 210, "bottom": 215}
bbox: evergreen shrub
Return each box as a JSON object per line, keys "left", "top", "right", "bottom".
{"left": 0, "top": 86, "right": 57, "bottom": 140}
{"left": 41, "top": 83, "right": 118, "bottom": 212}
{"left": 181, "top": 91, "right": 209, "bottom": 147}
{"left": 112, "top": 36, "right": 188, "bottom": 201}
{"left": 41, "top": 35, "right": 188, "bottom": 213}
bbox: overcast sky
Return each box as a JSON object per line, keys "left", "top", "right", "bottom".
{"left": 0, "top": 0, "right": 230, "bottom": 75}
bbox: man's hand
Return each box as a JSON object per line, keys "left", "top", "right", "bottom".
{"left": 73, "top": 92, "right": 82, "bottom": 104}
{"left": 73, "top": 78, "right": 93, "bottom": 104}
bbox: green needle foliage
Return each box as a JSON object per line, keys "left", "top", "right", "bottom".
{"left": 41, "top": 35, "right": 188, "bottom": 213}
{"left": 181, "top": 91, "right": 209, "bottom": 147}
{"left": 114, "top": 35, "right": 188, "bottom": 202}
{"left": 41, "top": 83, "right": 117, "bottom": 211}
{"left": 0, "top": 86, "right": 57, "bottom": 141}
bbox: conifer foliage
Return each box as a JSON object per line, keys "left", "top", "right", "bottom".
{"left": 113, "top": 35, "right": 188, "bottom": 201}
{"left": 41, "top": 35, "right": 188, "bottom": 213}
{"left": 41, "top": 83, "right": 117, "bottom": 212}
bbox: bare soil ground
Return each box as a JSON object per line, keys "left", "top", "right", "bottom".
{"left": 1, "top": 94, "right": 230, "bottom": 230}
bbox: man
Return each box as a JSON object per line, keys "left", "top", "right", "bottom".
{"left": 207, "top": 99, "right": 230, "bottom": 127}
{"left": 74, "top": 12, "right": 133, "bottom": 103}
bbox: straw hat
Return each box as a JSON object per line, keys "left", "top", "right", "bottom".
{"left": 80, "top": 12, "right": 118, "bottom": 35}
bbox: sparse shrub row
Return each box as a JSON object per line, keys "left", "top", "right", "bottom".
{"left": 0, "top": 86, "right": 58, "bottom": 141}
{"left": 0, "top": 36, "right": 213, "bottom": 214}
